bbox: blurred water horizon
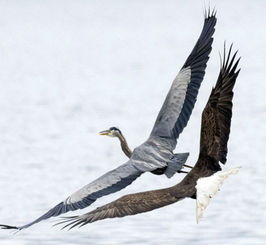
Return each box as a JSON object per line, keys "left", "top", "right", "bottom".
{"left": 0, "top": 1, "right": 265, "bottom": 244}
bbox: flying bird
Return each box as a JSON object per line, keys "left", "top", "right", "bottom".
{"left": 0, "top": 10, "right": 216, "bottom": 230}
{"left": 56, "top": 44, "right": 240, "bottom": 229}
{"left": 99, "top": 127, "right": 193, "bottom": 173}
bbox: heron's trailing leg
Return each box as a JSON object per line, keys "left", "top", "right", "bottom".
{"left": 178, "top": 170, "right": 189, "bottom": 174}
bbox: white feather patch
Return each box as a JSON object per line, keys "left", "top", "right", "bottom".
{"left": 195, "top": 167, "right": 241, "bottom": 223}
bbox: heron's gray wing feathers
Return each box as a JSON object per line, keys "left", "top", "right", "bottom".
{"left": 0, "top": 161, "right": 142, "bottom": 230}
{"left": 150, "top": 11, "right": 216, "bottom": 147}
{"left": 57, "top": 186, "right": 187, "bottom": 229}
{"left": 199, "top": 45, "right": 240, "bottom": 164}
{"left": 65, "top": 162, "right": 142, "bottom": 205}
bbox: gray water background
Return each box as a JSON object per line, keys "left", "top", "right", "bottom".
{"left": 0, "top": 1, "right": 265, "bottom": 244}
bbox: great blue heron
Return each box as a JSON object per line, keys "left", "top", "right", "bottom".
{"left": 0, "top": 10, "right": 216, "bottom": 231}
{"left": 55, "top": 45, "right": 240, "bottom": 229}
{"left": 99, "top": 127, "right": 193, "bottom": 173}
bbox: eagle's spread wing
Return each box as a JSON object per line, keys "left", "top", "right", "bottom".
{"left": 199, "top": 44, "right": 240, "bottom": 164}
{"left": 56, "top": 187, "right": 186, "bottom": 230}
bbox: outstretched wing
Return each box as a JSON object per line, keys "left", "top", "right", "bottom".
{"left": 199, "top": 44, "right": 240, "bottom": 164}
{"left": 0, "top": 161, "right": 142, "bottom": 230}
{"left": 56, "top": 186, "right": 187, "bottom": 229}
{"left": 150, "top": 10, "right": 216, "bottom": 148}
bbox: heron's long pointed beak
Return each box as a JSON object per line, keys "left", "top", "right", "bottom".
{"left": 98, "top": 130, "right": 111, "bottom": 136}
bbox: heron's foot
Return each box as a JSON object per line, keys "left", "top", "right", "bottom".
{"left": 184, "top": 164, "right": 193, "bottom": 169}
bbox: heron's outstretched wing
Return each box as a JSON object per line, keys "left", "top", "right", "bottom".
{"left": 56, "top": 45, "right": 241, "bottom": 229}
{"left": 199, "top": 44, "right": 240, "bottom": 164}
{"left": 150, "top": 10, "right": 216, "bottom": 147}
{"left": 56, "top": 186, "right": 188, "bottom": 229}
{"left": 0, "top": 161, "right": 142, "bottom": 230}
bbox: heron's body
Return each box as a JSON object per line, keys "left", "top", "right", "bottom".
{"left": 100, "top": 127, "right": 193, "bottom": 174}
{"left": 130, "top": 137, "right": 174, "bottom": 172}
{"left": 101, "top": 130, "right": 173, "bottom": 175}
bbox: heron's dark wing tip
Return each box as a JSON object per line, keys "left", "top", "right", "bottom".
{"left": 0, "top": 224, "right": 19, "bottom": 230}
{"left": 205, "top": 7, "right": 217, "bottom": 19}
{"left": 172, "top": 11, "right": 217, "bottom": 139}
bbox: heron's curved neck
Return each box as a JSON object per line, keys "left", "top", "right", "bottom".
{"left": 117, "top": 133, "right": 132, "bottom": 158}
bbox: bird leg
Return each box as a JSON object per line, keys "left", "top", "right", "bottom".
{"left": 184, "top": 164, "right": 193, "bottom": 169}
{"left": 177, "top": 170, "right": 189, "bottom": 174}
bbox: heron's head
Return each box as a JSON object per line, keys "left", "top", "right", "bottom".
{"left": 99, "top": 127, "right": 122, "bottom": 138}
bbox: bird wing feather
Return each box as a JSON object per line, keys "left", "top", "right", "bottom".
{"left": 150, "top": 11, "right": 216, "bottom": 149}
{"left": 0, "top": 161, "right": 142, "bottom": 230}
{"left": 199, "top": 44, "right": 240, "bottom": 164}
{"left": 57, "top": 187, "right": 185, "bottom": 229}
{"left": 193, "top": 45, "right": 241, "bottom": 223}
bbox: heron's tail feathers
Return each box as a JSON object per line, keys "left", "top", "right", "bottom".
{"left": 195, "top": 166, "right": 241, "bottom": 223}
{"left": 164, "top": 152, "right": 190, "bottom": 178}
